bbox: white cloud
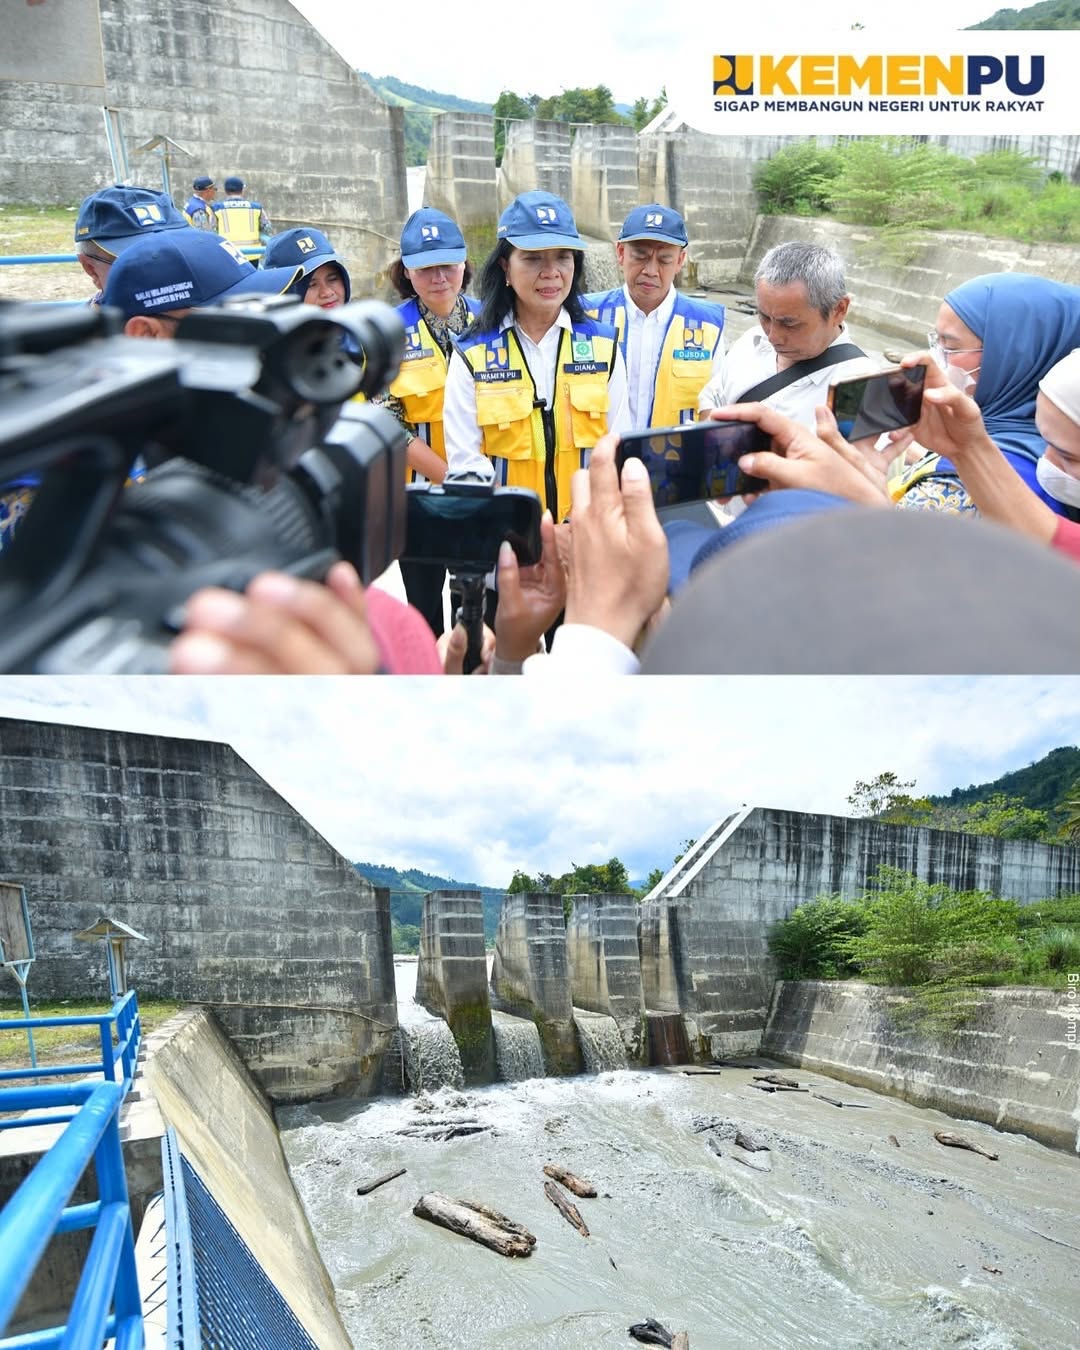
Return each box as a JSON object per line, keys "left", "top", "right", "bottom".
{"left": 288, "top": 1, "right": 1001, "bottom": 106}
{"left": 1, "top": 676, "right": 1077, "bottom": 885}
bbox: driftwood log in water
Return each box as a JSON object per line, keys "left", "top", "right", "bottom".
{"left": 629, "top": 1317, "right": 673, "bottom": 1346}
{"left": 734, "top": 1130, "right": 769, "bottom": 1152}
{"left": 749, "top": 1083, "right": 807, "bottom": 1094}
{"left": 934, "top": 1130, "right": 999, "bottom": 1161}
{"left": 888, "top": 1135, "right": 901, "bottom": 1148}
{"left": 356, "top": 1167, "right": 406, "bottom": 1196}
{"left": 543, "top": 1179, "right": 590, "bottom": 1236}
{"left": 395, "top": 1123, "right": 490, "bottom": 1141}
{"left": 732, "top": 1149, "right": 773, "bottom": 1173}
{"left": 672, "top": 1334, "right": 690, "bottom": 1350}
{"left": 753, "top": 1073, "right": 800, "bottom": 1088}
{"left": 681, "top": 1067, "right": 725, "bottom": 1076}
{"left": 412, "top": 1193, "right": 536, "bottom": 1256}
{"left": 543, "top": 1164, "right": 596, "bottom": 1197}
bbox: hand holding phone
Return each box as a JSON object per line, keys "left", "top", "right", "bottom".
{"left": 827, "top": 365, "right": 925, "bottom": 442}
{"left": 615, "top": 420, "right": 772, "bottom": 508}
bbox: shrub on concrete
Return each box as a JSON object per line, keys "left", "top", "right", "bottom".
{"left": 767, "top": 895, "right": 865, "bottom": 980}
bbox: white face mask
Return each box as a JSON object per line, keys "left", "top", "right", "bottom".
{"left": 1036, "top": 453, "right": 1080, "bottom": 508}
{"left": 931, "top": 345, "right": 979, "bottom": 394}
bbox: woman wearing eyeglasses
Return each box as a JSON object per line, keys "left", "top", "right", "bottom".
{"left": 893, "top": 272, "right": 1080, "bottom": 514}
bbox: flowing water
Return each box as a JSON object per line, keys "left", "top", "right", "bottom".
{"left": 393, "top": 958, "right": 465, "bottom": 1093}
{"left": 491, "top": 1011, "right": 545, "bottom": 1082}
{"left": 278, "top": 1066, "right": 1080, "bottom": 1349}
{"left": 573, "top": 1010, "right": 629, "bottom": 1073}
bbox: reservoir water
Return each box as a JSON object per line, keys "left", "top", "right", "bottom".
{"left": 277, "top": 963, "right": 1080, "bottom": 1349}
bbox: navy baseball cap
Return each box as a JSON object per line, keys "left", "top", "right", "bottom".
{"left": 74, "top": 186, "right": 188, "bottom": 258}
{"left": 224, "top": 176, "right": 244, "bottom": 193}
{"left": 497, "top": 192, "right": 582, "bottom": 251}
{"left": 664, "top": 489, "right": 854, "bottom": 593}
{"left": 619, "top": 203, "right": 688, "bottom": 248}
{"left": 102, "top": 228, "right": 302, "bottom": 319}
{"left": 193, "top": 175, "right": 214, "bottom": 191}
{"left": 399, "top": 209, "right": 467, "bottom": 269}
{"left": 262, "top": 228, "right": 351, "bottom": 301}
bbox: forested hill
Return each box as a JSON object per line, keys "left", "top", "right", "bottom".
{"left": 353, "top": 862, "right": 505, "bottom": 941}
{"left": 969, "top": 1, "right": 1080, "bottom": 27}
{"left": 929, "top": 745, "right": 1080, "bottom": 811}
{"left": 359, "top": 73, "right": 491, "bottom": 167}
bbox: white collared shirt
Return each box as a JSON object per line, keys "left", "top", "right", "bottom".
{"left": 443, "top": 307, "right": 630, "bottom": 480}
{"left": 697, "top": 324, "right": 876, "bottom": 430}
{"left": 620, "top": 285, "right": 726, "bottom": 428}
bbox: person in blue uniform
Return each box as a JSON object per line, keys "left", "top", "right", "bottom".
{"left": 73, "top": 184, "right": 188, "bottom": 304}
{"left": 214, "top": 176, "right": 272, "bottom": 247}
{"left": 184, "top": 175, "right": 217, "bottom": 231}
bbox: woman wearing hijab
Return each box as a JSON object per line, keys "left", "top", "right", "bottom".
{"left": 893, "top": 272, "right": 1080, "bottom": 514}
{"left": 262, "top": 227, "right": 351, "bottom": 310}
{"left": 442, "top": 191, "right": 629, "bottom": 523}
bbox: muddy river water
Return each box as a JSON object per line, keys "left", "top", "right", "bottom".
{"left": 279, "top": 1029, "right": 1080, "bottom": 1348}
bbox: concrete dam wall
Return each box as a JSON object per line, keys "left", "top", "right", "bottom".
{"left": 0, "top": 0, "right": 406, "bottom": 283}
{"left": 641, "top": 806, "right": 1080, "bottom": 1058}
{"left": 763, "top": 980, "right": 1080, "bottom": 1155}
{"left": 0, "top": 716, "right": 396, "bottom": 1103}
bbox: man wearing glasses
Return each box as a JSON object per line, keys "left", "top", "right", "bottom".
{"left": 73, "top": 186, "right": 190, "bottom": 305}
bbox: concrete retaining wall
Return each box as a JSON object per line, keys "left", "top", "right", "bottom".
{"left": 641, "top": 806, "right": 1080, "bottom": 1057}
{"left": 490, "top": 892, "right": 581, "bottom": 1074}
{"left": 416, "top": 890, "right": 493, "bottom": 1083}
{"left": 566, "top": 893, "right": 645, "bottom": 1059}
{"left": 743, "top": 214, "right": 1080, "bottom": 345}
{"left": 143, "top": 1007, "right": 351, "bottom": 1346}
{"left": 0, "top": 0, "right": 407, "bottom": 289}
{"left": 497, "top": 121, "right": 572, "bottom": 212}
{"left": 570, "top": 124, "right": 640, "bottom": 243}
{"left": 0, "top": 717, "right": 397, "bottom": 1103}
{"left": 763, "top": 980, "right": 1080, "bottom": 1155}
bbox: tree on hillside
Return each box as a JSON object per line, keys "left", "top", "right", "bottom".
{"left": 969, "top": 0, "right": 1080, "bottom": 28}
{"left": 1059, "top": 781, "right": 1080, "bottom": 841}
{"left": 533, "top": 85, "right": 625, "bottom": 125}
{"left": 493, "top": 90, "right": 537, "bottom": 163}
{"left": 847, "top": 772, "right": 919, "bottom": 818}
{"left": 953, "top": 793, "right": 1053, "bottom": 842}
{"left": 632, "top": 88, "right": 667, "bottom": 132}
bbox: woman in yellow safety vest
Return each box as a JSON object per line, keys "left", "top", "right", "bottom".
{"left": 377, "top": 209, "right": 479, "bottom": 636}
{"left": 442, "top": 191, "right": 629, "bottom": 525}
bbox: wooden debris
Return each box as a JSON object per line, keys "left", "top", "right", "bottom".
{"left": 934, "top": 1130, "right": 998, "bottom": 1161}
{"left": 395, "top": 1123, "right": 490, "bottom": 1141}
{"left": 734, "top": 1130, "right": 769, "bottom": 1153}
{"left": 711, "top": 1059, "right": 766, "bottom": 1069}
{"left": 682, "top": 1067, "right": 725, "bottom": 1076}
{"left": 811, "top": 1093, "right": 845, "bottom": 1108}
{"left": 982, "top": 1265, "right": 1003, "bottom": 1275}
{"left": 543, "top": 1179, "right": 590, "bottom": 1237}
{"left": 706, "top": 1136, "right": 723, "bottom": 1158}
{"left": 749, "top": 1082, "right": 807, "bottom": 1094}
{"left": 672, "top": 1335, "right": 690, "bottom": 1350}
{"left": 753, "top": 1073, "right": 800, "bottom": 1088}
{"left": 356, "top": 1167, "right": 406, "bottom": 1196}
{"left": 629, "top": 1317, "right": 673, "bottom": 1346}
{"left": 413, "top": 1192, "right": 536, "bottom": 1257}
{"left": 888, "top": 1135, "right": 901, "bottom": 1149}
{"left": 543, "top": 1164, "right": 596, "bottom": 1197}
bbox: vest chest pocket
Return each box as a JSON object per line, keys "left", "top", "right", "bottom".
{"left": 475, "top": 383, "right": 534, "bottom": 460}
{"left": 391, "top": 359, "right": 447, "bottom": 423}
{"left": 567, "top": 381, "right": 609, "bottom": 448}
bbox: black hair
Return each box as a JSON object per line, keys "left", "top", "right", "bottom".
{"left": 475, "top": 239, "right": 587, "bottom": 334}
{"left": 389, "top": 257, "right": 475, "bottom": 302}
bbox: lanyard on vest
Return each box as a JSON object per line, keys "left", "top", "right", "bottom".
{"left": 507, "top": 327, "right": 560, "bottom": 515}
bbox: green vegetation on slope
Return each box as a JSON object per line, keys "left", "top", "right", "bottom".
{"left": 969, "top": 0, "right": 1080, "bottom": 27}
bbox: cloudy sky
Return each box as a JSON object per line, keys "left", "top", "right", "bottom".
{"left": 0, "top": 677, "right": 1077, "bottom": 887}
{"left": 289, "top": 1, "right": 1011, "bottom": 106}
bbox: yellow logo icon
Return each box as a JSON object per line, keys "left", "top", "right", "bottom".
{"left": 713, "top": 55, "right": 755, "bottom": 97}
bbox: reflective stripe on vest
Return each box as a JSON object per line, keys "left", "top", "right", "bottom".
{"left": 585, "top": 290, "right": 724, "bottom": 426}
{"left": 458, "top": 321, "right": 617, "bottom": 518}
{"left": 215, "top": 201, "right": 260, "bottom": 245}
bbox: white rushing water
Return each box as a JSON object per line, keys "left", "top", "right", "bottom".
{"left": 491, "top": 1011, "right": 544, "bottom": 1082}
{"left": 572, "top": 1009, "right": 629, "bottom": 1073}
{"left": 278, "top": 1063, "right": 1080, "bottom": 1349}
{"left": 393, "top": 958, "right": 465, "bottom": 1093}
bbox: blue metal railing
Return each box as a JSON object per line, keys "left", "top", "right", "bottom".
{"left": 0, "top": 991, "right": 141, "bottom": 1127}
{"left": 0, "top": 1079, "right": 143, "bottom": 1348}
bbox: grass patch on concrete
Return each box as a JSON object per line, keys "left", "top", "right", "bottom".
{"left": 0, "top": 204, "right": 80, "bottom": 257}
{"left": 0, "top": 997, "right": 184, "bottom": 1070}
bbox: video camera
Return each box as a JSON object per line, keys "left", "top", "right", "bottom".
{"left": 0, "top": 297, "right": 541, "bottom": 673}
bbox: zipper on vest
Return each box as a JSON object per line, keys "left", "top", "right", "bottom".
{"left": 537, "top": 399, "right": 557, "bottom": 518}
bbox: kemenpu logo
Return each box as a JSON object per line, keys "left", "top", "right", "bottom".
{"left": 713, "top": 55, "right": 755, "bottom": 96}
{"left": 486, "top": 345, "right": 508, "bottom": 371}
{"left": 536, "top": 206, "right": 558, "bottom": 224}
{"left": 133, "top": 204, "right": 164, "bottom": 226}
{"left": 296, "top": 235, "right": 317, "bottom": 254}
{"left": 421, "top": 224, "right": 441, "bottom": 241}
{"left": 646, "top": 211, "right": 665, "bottom": 228}
{"left": 711, "top": 52, "right": 1044, "bottom": 98}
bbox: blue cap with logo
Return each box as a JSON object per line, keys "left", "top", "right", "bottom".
{"left": 262, "top": 227, "right": 351, "bottom": 301}
{"left": 619, "top": 204, "right": 688, "bottom": 248}
{"left": 102, "top": 228, "right": 302, "bottom": 319}
{"left": 224, "top": 176, "right": 245, "bottom": 193}
{"left": 399, "top": 209, "right": 467, "bottom": 269}
{"left": 497, "top": 191, "right": 583, "bottom": 251}
{"left": 74, "top": 186, "right": 189, "bottom": 258}
{"left": 192, "top": 175, "right": 215, "bottom": 191}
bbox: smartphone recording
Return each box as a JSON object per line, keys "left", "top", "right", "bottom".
{"left": 402, "top": 483, "right": 542, "bottom": 573}
{"left": 616, "top": 420, "right": 772, "bottom": 507}
{"left": 828, "top": 365, "right": 925, "bottom": 441}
